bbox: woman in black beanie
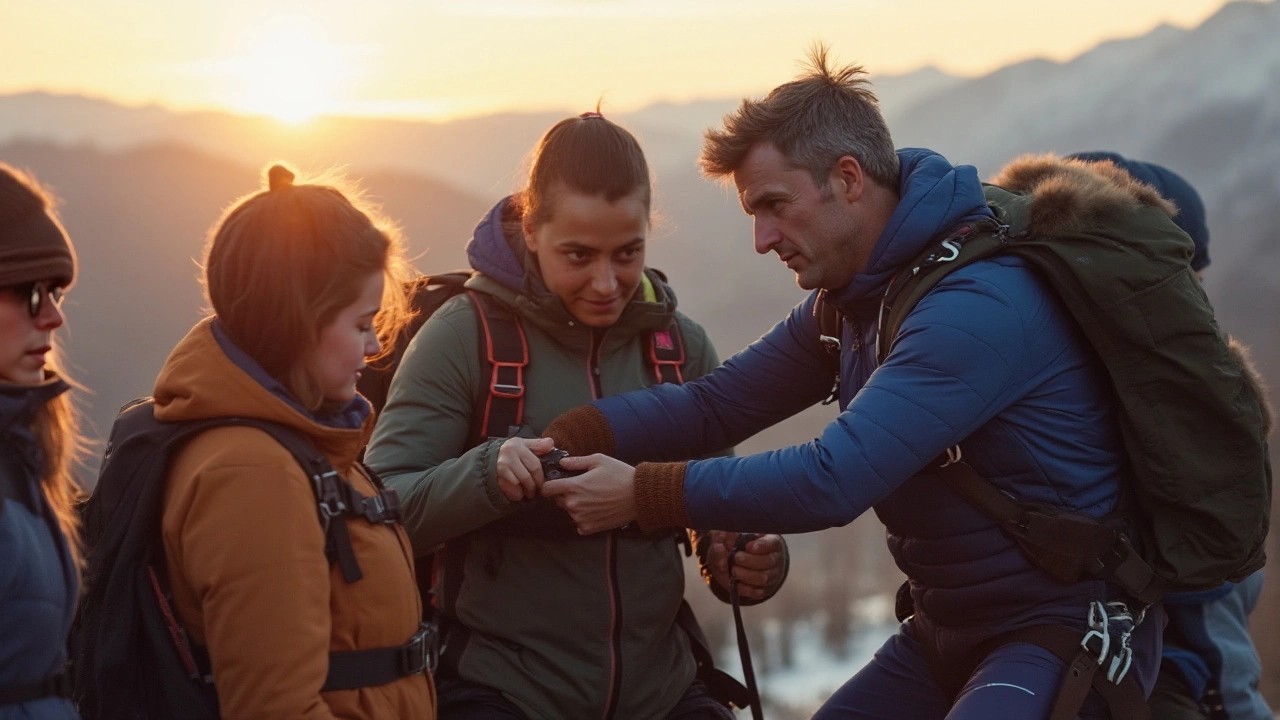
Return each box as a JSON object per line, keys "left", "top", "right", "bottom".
{"left": 0, "top": 162, "right": 84, "bottom": 720}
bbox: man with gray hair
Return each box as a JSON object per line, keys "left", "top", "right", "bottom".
{"left": 538, "top": 48, "right": 1185, "bottom": 718}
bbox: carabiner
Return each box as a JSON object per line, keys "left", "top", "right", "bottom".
{"left": 1080, "top": 600, "right": 1110, "bottom": 662}
{"left": 938, "top": 239, "right": 961, "bottom": 263}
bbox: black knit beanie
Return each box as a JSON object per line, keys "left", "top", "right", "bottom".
{"left": 0, "top": 166, "right": 77, "bottom": 288}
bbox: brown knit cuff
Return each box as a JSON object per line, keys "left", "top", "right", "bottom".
{"left": 542, "top": 405, "right": 616, "bottom": 457}
{"left": 634, "top": 462, "right": 690, "bottom": 533}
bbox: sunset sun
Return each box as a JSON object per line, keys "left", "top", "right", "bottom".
{"left": 236, "top": 23, "right": 349, "bottom": 124}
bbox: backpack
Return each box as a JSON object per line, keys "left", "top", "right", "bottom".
{"left": 72, "top": 398, "right": 435, "bottom": 719}
{"left": 357, "top": 272, "right": 756, "bottom": 712}
{"left": 819, "top": 183, "right": 1270, "bottom": 605}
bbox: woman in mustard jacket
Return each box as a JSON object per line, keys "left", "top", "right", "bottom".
{"left": 154, "top": 165, "right": 435, "bottom": 719}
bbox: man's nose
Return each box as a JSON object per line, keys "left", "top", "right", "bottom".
{"left": 753, "top": 219, "right": 781, "bottom": 255}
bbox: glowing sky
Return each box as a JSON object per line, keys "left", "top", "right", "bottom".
{"left": 0, "top": 0, "right": 1244, "bottom": 123}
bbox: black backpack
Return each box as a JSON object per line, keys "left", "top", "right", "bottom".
{"left": 356, "top": 273, "right": 758, "bottom": 713}
{"left": 72, "top": 398, "right": 434, "bottom": 719}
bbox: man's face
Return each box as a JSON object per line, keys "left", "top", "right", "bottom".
{"left": 733, "top": 143, "right": 865, "bottom": 291}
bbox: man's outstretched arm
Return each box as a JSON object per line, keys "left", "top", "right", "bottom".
{"left": 545, "top": 293, "right": 836, "bottom": 461}
{"left": 546, "top": 271, "right": 1036, "bottom": 535}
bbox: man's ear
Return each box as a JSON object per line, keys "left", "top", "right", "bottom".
{"left": 832, "top": 155, "right": 866, "bottom": 203}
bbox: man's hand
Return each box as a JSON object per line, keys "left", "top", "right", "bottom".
{"left": 706, "top": 531, "right": 786, "bottom": 601}
{"left": 541, "top": 454, "right": 637, "bottom": 534}
{"left": 495, "top": 437, "right": 556, "bottom": 502}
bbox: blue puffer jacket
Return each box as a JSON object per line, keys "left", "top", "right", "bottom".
{"left": 592, "top": 149, "right": 1162, "bottom": 680}
{"left": 0, "top": 378, "right": 80, "bottom": 720}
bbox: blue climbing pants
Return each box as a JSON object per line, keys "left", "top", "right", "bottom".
{"left": 813, "top": 626, "right": 1115, "bottom": 719}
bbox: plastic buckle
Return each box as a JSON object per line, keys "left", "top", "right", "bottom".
{"left": 314, "top": 470, "right": 348, "bottom": 524}
{"left": 490, "top": 363, "right": 524, "bottom": 399}
{"left": 362, "top": 488, "right": 401, "bottom": 524}
{"left": 1080, "top": 600, "right": 1110, "bottom": 663}
{"left": 400, "top": 622, "right": 439, "bottom": 675}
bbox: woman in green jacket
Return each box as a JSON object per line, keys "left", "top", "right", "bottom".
{"left": 365, "top": 112, "right": 787, "bottom": 720}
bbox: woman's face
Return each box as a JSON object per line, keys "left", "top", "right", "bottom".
{"left": 524, "top": 188, "right": 648, "bottom": 329}
{"left": 305, "top": 271, "right": 384, "bottom": 405}
{"left": 0, "top": 280, "right": 66, "bottom": 385}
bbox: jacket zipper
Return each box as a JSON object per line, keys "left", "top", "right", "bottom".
{"left": 587, "top": 330, "right": 623, "bottom": 720}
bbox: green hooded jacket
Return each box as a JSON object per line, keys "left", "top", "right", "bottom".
{"left": 365, "top": 212, "right": 752, "bottom": 719}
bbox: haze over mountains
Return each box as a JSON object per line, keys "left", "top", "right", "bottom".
{"left": 3, "top": 0, "right": 1276, "bottom": 451}
{"left": 3, "top": 1, "right": 1279, "bottom": 709}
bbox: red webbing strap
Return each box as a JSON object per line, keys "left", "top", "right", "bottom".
{"left": 146, "top": 565, "right": 201, "bottom": 680}
{"left": 648, "top": 320, "right": 686, "bottom": 385}
{"left": 468, "top": 292, "right": 528, "bottom": 440}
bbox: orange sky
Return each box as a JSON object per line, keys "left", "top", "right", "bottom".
{"left": 0, "top": 0, "right": 1249, "bottom": 123}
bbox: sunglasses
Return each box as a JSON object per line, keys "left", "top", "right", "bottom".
{"left": 3, "top": 282, "right": 65, "bottom": 318}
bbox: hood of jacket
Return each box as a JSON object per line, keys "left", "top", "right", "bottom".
{"left": 0, "top": 372, "right": 68, "bottom": 437}
{"left": 0, "top": 373, "right": 69, "bottom": 478}
{"left": 827, "top": 148, "right": 995, "bottom": 315}
{"left": 989, "top": 153, "right": 1179, "bottom": 239}
{"left": 463, "top": 196, "right": 681, "bottom": 354}
{"left": 152, "top": 317, "right": 372, "bottom": 472}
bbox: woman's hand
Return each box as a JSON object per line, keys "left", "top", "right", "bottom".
{"left": 495, "top": 437, "right": 556, "bottom": 502}
{"left": 705, "top": 532, "right": 787, "bottom": 601}
{"left": 541, "top": 454, "right": 637, "bottom": 534}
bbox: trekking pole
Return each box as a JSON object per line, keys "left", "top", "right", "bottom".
{"left": 728, "top": 533, "right": 765, "bottom": 720}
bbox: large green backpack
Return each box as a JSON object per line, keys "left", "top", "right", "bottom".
{"left": 829, "top": 172, "right": 1271, "bottom": 605}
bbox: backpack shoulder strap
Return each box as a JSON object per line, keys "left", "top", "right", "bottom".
{"left": 875, "top": 219, "right": 1008, "bottom": 365}
{"left": 216, "top": 418, "right": 401, "bottom": 584}
{"left": 933, "top": 454, "right": 1167, "bottom": 604}
{"left": 466, "top": 291, "right": 529, "bottom": 443}
{"left": 812, "top": 291, "right": 845, "bottom": 404}
{"left": 814, "top": 290, "right": 844, "bottom": 358}
{"left": 360, "top": 272, "right": 473, "bottom": 415}
{"left": 646, "top": 320, "right": 686, "bottom": 385}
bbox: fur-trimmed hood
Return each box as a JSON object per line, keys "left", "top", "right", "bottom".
{"left": 993, "top": 154, "right": 1275, "bottom": 438}
{"left": 989, "top": 154, "right": 1178, "bottom": 239}
{"left": 1229, "top": 336, "right": 1275, "bottom": 436}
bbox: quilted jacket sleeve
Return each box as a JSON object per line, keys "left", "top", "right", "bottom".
{"left": 672, "top": 269, "right": 1043, "bottom": 533}
{"left": 594, "top": 293, "right": 836, "bottom": 465}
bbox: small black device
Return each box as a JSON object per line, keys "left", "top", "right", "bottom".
{"left": 732, "top": 532, "right": 761, "bottom": 555}
{"left": 538, "top": 448, "right": 583, "bottom": 480}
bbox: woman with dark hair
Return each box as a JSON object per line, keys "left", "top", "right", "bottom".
{"left": 0, "top": 163, "right": 83, "bottom": 719}
{"left": 145, "top": 164, "right": 435, "bottom": 719}
{"left": 365, "top": 113, "right": 788, "bottom": 720}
